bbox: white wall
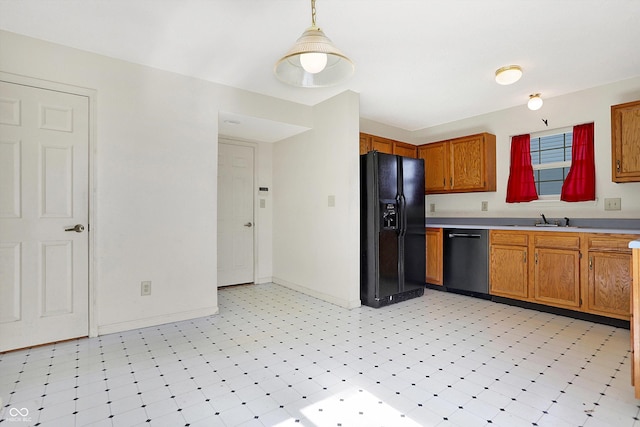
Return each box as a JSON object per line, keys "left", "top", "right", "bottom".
{"left": 273, "top": 91, "right": 361, "bottom": 308}
{"left": 412, "top": 77, "right": 640, "bottom": 219}
{"left": 0, "top": 30, "right": 314, "bottom": 334}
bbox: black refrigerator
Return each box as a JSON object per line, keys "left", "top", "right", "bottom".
{"left": 360, "top": 151, "right": 426, "bottom": 308}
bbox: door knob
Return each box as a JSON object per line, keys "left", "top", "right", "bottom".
{"left": 65, "top": 224, "right": 85, "bottom": 233}
{"left": 244, "top": 222, "right": 253, "bottom": 228}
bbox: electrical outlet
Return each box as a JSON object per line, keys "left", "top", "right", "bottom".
{"left": 141, "top": 281, "right": 151, "bottom": 296}
{"left": 604, "top": 198, "right": 622, "bottom": 211}
{"left": 481, "top": 201, "right": 488, "bottom": 211}
{"left": 429, "top": 203, "right": 436, "bottom": 213}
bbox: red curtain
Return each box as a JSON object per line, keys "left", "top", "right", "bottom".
{"left": 506, "top": 134, "right": 538, "bottom": 203}
{"left": 561, "top": 122, "right": 595, "bottom": 202}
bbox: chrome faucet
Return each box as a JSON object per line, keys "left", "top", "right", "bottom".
{"left": 540, "top": 213, "right": 548, "bottom": 224}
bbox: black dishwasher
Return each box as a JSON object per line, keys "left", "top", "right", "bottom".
{"left": 443, "top": 228, "right": 489, "bottom": 294}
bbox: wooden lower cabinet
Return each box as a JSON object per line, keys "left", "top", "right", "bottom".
{"left": 534, "top": 246, "right": 581, "bottom": 308}
{"left": 489, "top": 230, "right": 637, "bottom": 320}
{"left": 588, "top": 252, "right": 632, "bottom": 317}
{"left": 489, "top": 231, "right": 528, "bottom": 299}
{"left": 631, "top": 246, "right": 640, "bottom": 398}
{"left": 586, "top": 235, "right": 634, "bottom": 319}
{"left": 426, "top": 228, "right": 443, "bottom": 285}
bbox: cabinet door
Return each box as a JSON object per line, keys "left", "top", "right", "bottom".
{"left": 490, "top": 244, "right": 528, "bottom": 298}
{"left": 359, "top": 134, "right": 371, "bottom": 155}
{"left": 393, "top": 142, "right": 417, "bottom": 158}
{"left": 426, "top": 228, "right": 443, "bottom": 285}
{"left": 449, "top": 135, "right": 485, "bottom": 191}
{"left": 632, "top": 248, "right": 640, "bottom": 399}
{"left": 588, "top": 251, "right": 631, "bottom": 319}
{"left": 534, "top": 247, "right": 580, "bottom": 308}
{"left": 371, "top": 136, "right": 393, "bottom": 154}
{"left": 419, "top": 142, "right": 448, "bottom": 193}
{"left": 611, "top": 100, "right": 640, "bottom": 182}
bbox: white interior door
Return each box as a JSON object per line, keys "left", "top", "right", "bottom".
{"left": 217, "top": 142, "right": 254, "bottom": 287}
{"left": 0, "top": 81, "right": 89, "bottom": 352}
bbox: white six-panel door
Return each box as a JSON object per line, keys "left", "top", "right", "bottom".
{"left": 0, "top": 81, "right": 89, "bottom": 352}
{"left": 217, "top": 142, "right": 254, "bottom": 287}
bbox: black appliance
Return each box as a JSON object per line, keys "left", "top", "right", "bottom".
{"left": 443, "top": 228, "right": 489, "bottom": 294}
{"left": 360, "top": 151, "right": 425, "bottom": 307}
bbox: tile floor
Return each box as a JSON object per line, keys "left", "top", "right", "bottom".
{"left": 1, "top": 283, "right": 639, "bottom": 427}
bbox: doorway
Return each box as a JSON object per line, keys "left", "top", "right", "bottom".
{"left": 0, "top": 77, "right": 92, "bottom": 352}
{"left": 217, "top": 140, "right": 255, "bottom": 287}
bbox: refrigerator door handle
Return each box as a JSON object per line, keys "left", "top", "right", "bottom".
{"left": 401, "top": 194, "right": 407, "bottom": 236}
{"left": 396, "top": 194, "right": 407, "bottom": 236}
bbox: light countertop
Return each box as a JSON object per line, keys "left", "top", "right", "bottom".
{"left": 427, "top": 223, "right": 640, "bottom": 235}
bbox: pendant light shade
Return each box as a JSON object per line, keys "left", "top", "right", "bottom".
{"left": 274, "top": 0, "right": 354, "bottom": 87}
{"left": 528, "top": 93, "right": 543, "bottom": 110}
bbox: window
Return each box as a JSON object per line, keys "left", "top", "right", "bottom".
{"left": 529, "top": 129, "right": 572, "bottom": 196}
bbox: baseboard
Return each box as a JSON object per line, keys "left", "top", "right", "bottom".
{"left": 97, "top": 306, "right": 219, "bottom": 336}
{"left": 272, "top": 277, "right": 361, "bottom": 309}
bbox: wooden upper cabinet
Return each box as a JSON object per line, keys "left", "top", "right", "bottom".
{"left": 359, "top": 133, "right": 417, "bottom": 158}
{"left": 359, "top": 134, "right": 371, "bottom": 155}
{"left": 393, "top": 141, "right": 418, "bottom": 158}
{"left": 418, "top": 132, "right": 496, "bottom": 194}
{"left": 419, "top": 142, "right": 448, "bottom": 193}
{"left": 611, "top": 100, "right": 640, "bottom": 182}
{"left": 370, "top": 135, "right": 394, "bottom": 154}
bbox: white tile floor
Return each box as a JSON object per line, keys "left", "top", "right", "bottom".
{"left": 1, "top": 283, "right": 639, "bottom": 427}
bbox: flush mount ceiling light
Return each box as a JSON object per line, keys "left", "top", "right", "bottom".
{"left": 274, "top": 0, "right": 354, "bottom": 87}
{"left": 495, "top": 65, "right": 523, "bottom": 85}
{"left": 528, "top": 93, "right": 543, "bottom": 110}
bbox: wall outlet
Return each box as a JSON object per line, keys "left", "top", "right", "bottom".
{"left": 429, "top": 203, "right": 436, "bottom": 213}
{"left": 141, "top": 281, "right": 151, "bottom": 296}
{"left": 481, "top": 201, "right": 488, "bottom": 211}
{"left": 604, "top": 197, "right": 622, "bottom": 211}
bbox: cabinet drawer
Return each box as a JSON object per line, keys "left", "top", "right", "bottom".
{"left": 490, "top": 230, "right": 528, "bottom": 246}
{"left": 534, "top": 233, "right": 580, "bottom": 250}
{"left": 588, "top": 234, "right": 635, "bottom": 253}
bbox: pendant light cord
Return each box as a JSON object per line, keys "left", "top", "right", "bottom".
{"left": 311, "top": 0, "right": 317, "bottom": 27}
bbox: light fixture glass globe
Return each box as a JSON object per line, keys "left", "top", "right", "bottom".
{"left": 528, "top": 94, "right": 543, "bottom": 110}
{"left": 495, "top": 65, "right": 523, "bottom": 85}
{"left": 300, "top": 52, "right": 328, "bottom": 74}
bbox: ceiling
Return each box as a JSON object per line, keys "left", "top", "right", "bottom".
{"left": 2, "top": 0, "right": 639, "bottom": 141}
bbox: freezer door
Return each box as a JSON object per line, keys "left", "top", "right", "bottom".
{"left": 376, "top": 153, "right": 401, "bottom": 299}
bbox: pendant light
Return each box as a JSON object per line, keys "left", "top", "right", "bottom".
{"left": 274, "top": 0, "right": 354, "bottom": 87}
{"left": 528, "top": 93, "right": 543, "bottom": 110}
